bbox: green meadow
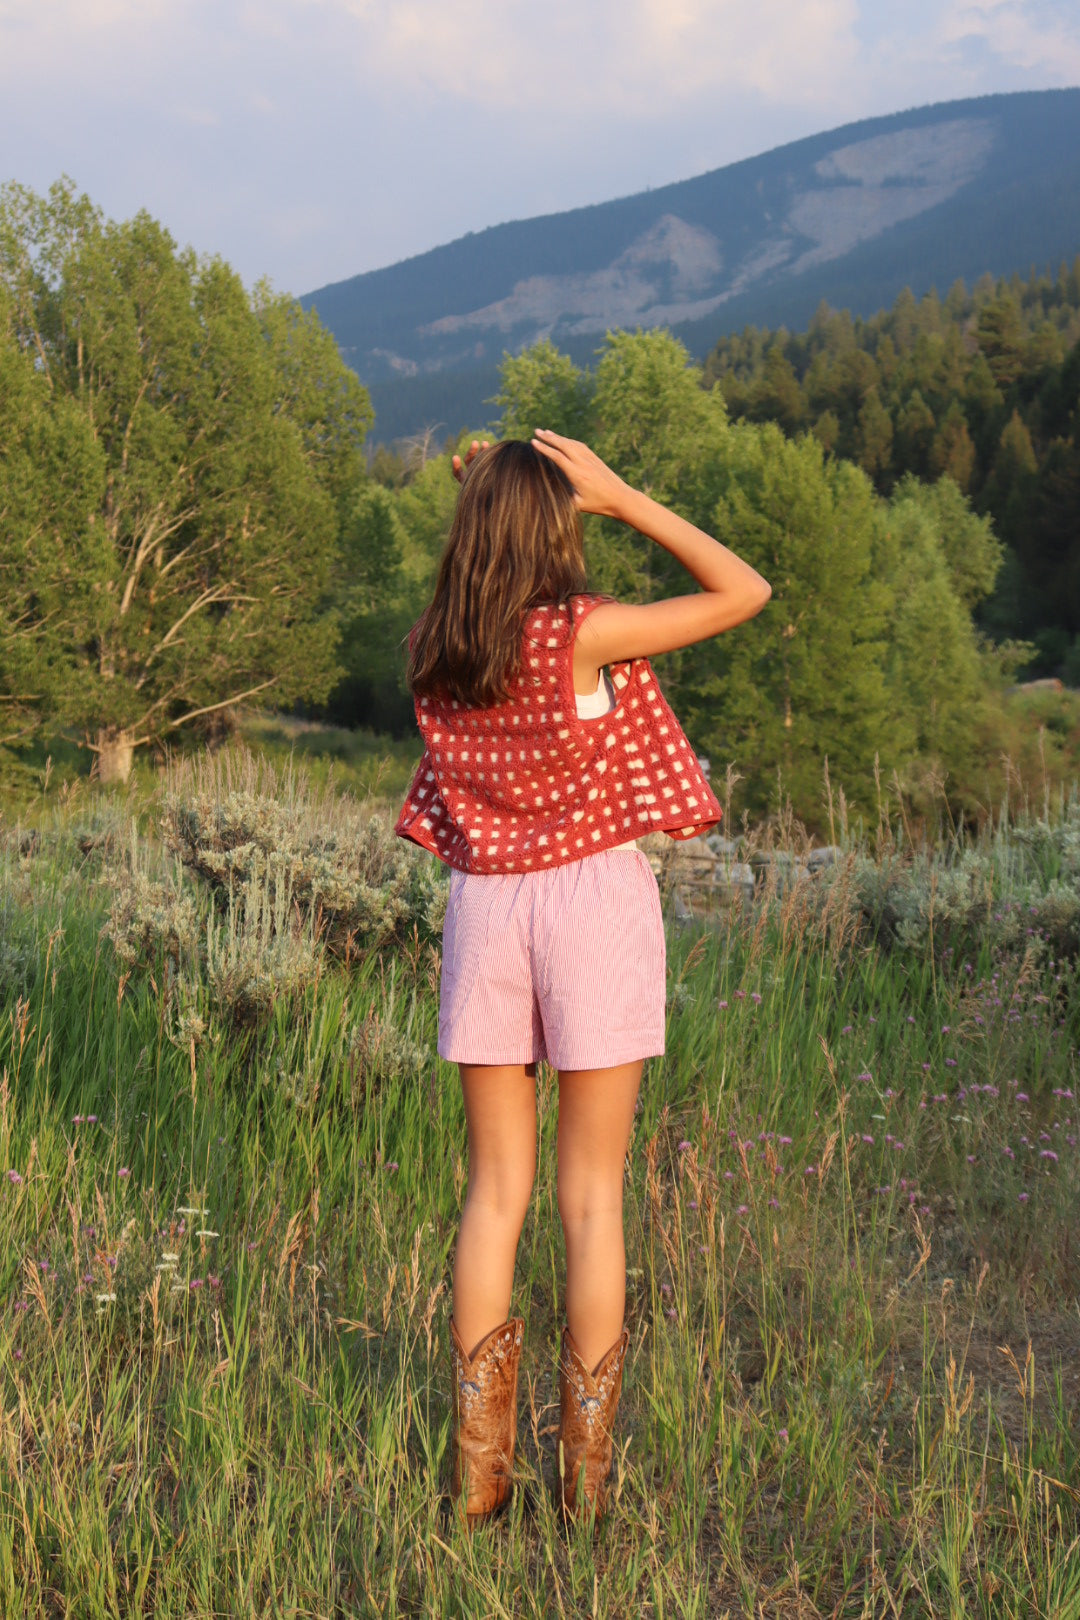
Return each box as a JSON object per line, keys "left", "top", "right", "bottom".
{"left": 1, "top": 736, "right": 1079, "bottom": 1618}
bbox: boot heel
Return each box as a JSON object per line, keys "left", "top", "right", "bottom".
{"left": 449, "top": 1315, "right": 525, "bottom": 1528}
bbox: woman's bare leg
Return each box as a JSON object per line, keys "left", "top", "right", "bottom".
{"left": 556, "top": 1060, "right": 643, "bottom": 1374}
{"left": 451, "top": 1062, "right": 537, "bottom": 1359}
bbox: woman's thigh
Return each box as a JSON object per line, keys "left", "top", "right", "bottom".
{"left": 556, "top": 1060, "right": 643, "bottom": 1222}
{"left": 459, "top": 1062, "right": 538, "bottom": 1215}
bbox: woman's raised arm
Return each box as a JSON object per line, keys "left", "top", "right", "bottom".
{"left": 531, "top": 429, "right": 771, "bottom": 670}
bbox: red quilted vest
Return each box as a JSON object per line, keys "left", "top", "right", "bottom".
{"left": 394, "top": 593, "right": 722, "bottom": 874}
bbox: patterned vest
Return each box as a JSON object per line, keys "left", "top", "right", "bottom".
{"left": 394, "top": 592, "right": 722, "bottom": 874}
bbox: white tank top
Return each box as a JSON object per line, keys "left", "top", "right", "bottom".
{"left": 575, "top": 669, "right": 638, "bottom": 853}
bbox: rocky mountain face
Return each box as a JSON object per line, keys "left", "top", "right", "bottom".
{"left": 301, "top": 90, "right": 1080, "bottom": 441}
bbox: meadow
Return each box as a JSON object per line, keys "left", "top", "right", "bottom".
{"left": 1, "top": 737, "right": 1079, "bottom": 1618}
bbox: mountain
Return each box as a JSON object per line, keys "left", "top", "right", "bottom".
{"left": 301, "top": 89, "right": 1080, "bottom": 444}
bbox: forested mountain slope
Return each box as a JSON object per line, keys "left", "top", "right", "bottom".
{"left": 301, "top": 89, "right": 1080, "bottom": 443}
{"left": 704, "top": 265, "right": 1080, "bottom": 673}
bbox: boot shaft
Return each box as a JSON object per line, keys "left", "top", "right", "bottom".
{"left": 449, "top": 1315, "right": 524, "bottom": 1526}
{"left": 556, "top": 1324, "right": 630, "bottom": 1524}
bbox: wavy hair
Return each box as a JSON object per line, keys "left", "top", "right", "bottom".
{"left": 407, "top": 440, "right": 586, "bottom": 707}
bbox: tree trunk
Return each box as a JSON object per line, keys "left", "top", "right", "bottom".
{"left": 96, "top": 727, "right": 136, "bottom": 785}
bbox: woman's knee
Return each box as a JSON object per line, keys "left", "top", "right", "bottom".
{"left": 556, "top": 1170, "right": 623, "bottom": 1234}
{"left": 465, "top": 1165, "right": 535, "bottom": 1229}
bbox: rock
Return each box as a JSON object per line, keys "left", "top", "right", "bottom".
{"left": 713, "top": 861, "right": 755, "bottom": 908}
{"left": 749, "top": 851, "right": 807, "bottom": 894}
{"left": 670, "top": 887, "right": 694, "bottom": 924}
{"left": 705, "top": 834, "right": 740, "bottom": 858}
{"left": 807, "top": 845, "right": 843, "bottom": 872}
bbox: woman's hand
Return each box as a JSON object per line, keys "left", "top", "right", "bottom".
{"left": 451, "top": 440, "right": 491, "bottom": 484}
{"left": 530, "top": 429, "right": 630, "bottom": 519}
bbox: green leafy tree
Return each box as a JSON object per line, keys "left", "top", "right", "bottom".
{"left": 854, "top": 389, "right": 894, "bottom": 483}
{"left": 894, "top": 390, "right": 936, "bottom": 479}
{"left": 0, "top": 179, "right": 372, "bottom": 782}
{"left": 696, "top": 425, "right": 899, "bottom": 815}
{"left": 494, "top": 340, "right": 592, "bottom": 440}
{"left": 323, "top": 485, "right": 415, "bottom": 735}
{"left": 589, "top": 330, "right": 730, "bottom": 604}
{"left": 750, "top": 346, "right": 805, "bottom": 435}
{"left": 977, "top": 293, "right": 1026, "bottom": 389}
{"left": 0, "top": 294, "right": 103, "bottom": 744}
{"left": 892, "top": 475, "right": 1003, "bottom": 611}
{"left": 875, "top": 485, "right": 994, "bottom": 794}
{"left": 930, "top": 402, "right": 976, "bottom": 492}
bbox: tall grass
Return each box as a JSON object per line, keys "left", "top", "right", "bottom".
{"left": 1, "top": 758, "right": 1078, "bottom": 1617}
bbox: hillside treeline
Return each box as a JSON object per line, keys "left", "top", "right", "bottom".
{"left": 341, "top": 331, "right": 1060, "bottom": 827}
{"left": 702, "top": 265, "right": 1080, "bottom": 677}
{"left": 1, "top": 180, "right": 1073, "bottom": 829}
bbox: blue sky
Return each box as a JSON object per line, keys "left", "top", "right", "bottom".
{"left": 0, "top": 1, "right": 1076, "bottom": 295}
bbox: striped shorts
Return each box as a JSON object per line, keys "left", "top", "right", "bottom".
{"left": 437, "top": 847, "right": 667, "bottom": 1070}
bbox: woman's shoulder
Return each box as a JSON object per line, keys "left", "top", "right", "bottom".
{"left": 525, "top": 592, "right": 617, "bottom": 641}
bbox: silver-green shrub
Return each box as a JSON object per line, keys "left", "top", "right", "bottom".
{"left": 345, "top": 1008, "right": 428, "bottom": 1091}
{"left": 103, "top": 859, "right": 201, "bottom": 971}
{"left": 810, "top": 819, "right": 1080, "bottom": 958}
{"left": 204, "top": 869, "right": 321, "bottom": 1026}
{"left": 160, "top": 744, "right": 445, "bottom": 957}
{"left": 99, "top": 746, "right": 447, "bottom": 1028}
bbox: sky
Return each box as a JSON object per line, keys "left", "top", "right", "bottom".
{"left": 1, "top": 0, "right": 1078, "bottom": 297}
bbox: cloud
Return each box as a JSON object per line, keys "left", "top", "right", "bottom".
{"left": 941, "top": 0, "right": 1080, "bottom": 77}
{"left": 297, "top": 0, "right": 864, "bottom": 115}
{"left": 0, "top": 0, "right": 864, "bottom": 117}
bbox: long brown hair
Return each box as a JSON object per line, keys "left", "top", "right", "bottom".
{"left": 407, "top": 440, "right": 586, "bottom": 707}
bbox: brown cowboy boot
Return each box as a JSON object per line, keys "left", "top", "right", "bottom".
{"left": 555, "top": 1323, "right": 630, "bottom": 1525}
{"left": 449, "top": 1314, "right": 525, "bottom": 1528}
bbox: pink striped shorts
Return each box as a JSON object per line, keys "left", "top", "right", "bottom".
{"left": 437, "top": 847, "right": 666, "bottom": 1070}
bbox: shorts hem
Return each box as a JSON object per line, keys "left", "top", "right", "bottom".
{"left": 437, "top": 1038, "right": 665, "bottom": 1068}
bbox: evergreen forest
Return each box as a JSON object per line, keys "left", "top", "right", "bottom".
{"left": 702, "top": 265, "right": 1080, "bottom": 676}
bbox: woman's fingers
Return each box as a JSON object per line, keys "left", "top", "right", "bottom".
{"left": 451, "top": 440, "right": 491, "bottom": 483}
{"left": 531, "top": 434, "right": 570, "bottom": 462}
{"left": 534, "top": 427, "right": 577, "bottom": 448}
